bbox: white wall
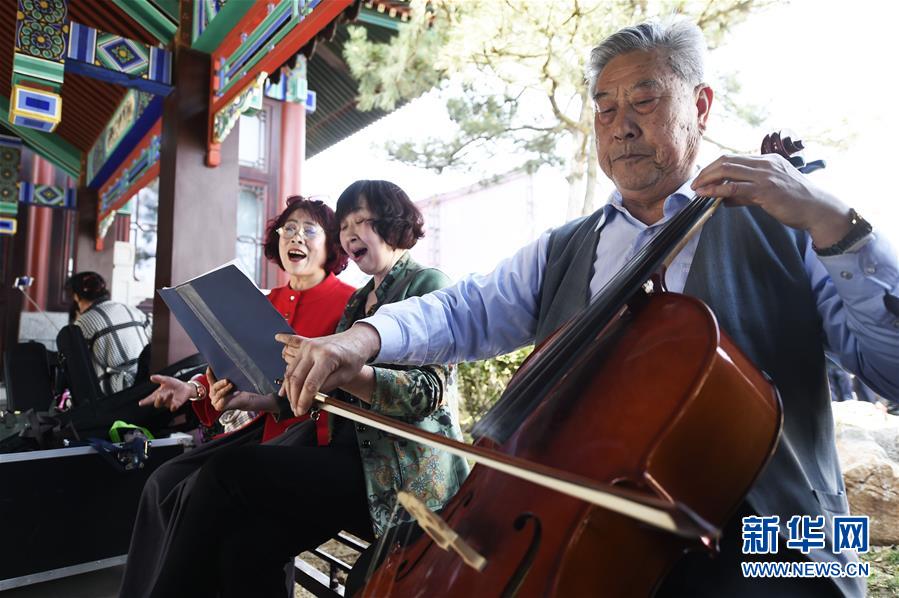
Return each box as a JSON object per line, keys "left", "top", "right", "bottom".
{"left": 18, "top": 311, "right": 68, "bottom": 351}
{"left": 411, "top": 168, "right": 569, "bottom": 282}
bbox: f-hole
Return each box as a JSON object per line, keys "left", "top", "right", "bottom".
{"left": 500, "top": 513, "right": 542, "bottom": 598}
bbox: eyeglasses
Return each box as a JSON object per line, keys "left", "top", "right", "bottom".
{"left": 277, "top": 223, "right": 321, "bottom": 241}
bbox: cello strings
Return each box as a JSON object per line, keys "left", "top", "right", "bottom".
{"left": 355, "top": 196, "right": 713, "bottom": 587}
{"left": 472, "top": 194, "right": 717, "bottom": 442}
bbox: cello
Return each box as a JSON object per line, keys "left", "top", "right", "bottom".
{"left": 313, "top": 132, "right": 820, "bottom": 596}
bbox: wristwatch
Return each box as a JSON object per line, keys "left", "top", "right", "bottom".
{"left": 813, "top": 208, "right": 873, "bottom": 257}
{"left": 187, "top": 379, "right": 207, "bottom": 401}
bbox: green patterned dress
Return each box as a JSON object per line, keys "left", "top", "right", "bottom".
{"left": 335, "top": 252, "right": 470, "bottom": 536}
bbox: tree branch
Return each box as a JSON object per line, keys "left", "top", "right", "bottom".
{"left": 702, "top": 135, "right": 745, "bottom": 154}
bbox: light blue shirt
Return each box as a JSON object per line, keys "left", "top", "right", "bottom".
{"left": 364, "top": 182, "right": 899, "bottom": 401}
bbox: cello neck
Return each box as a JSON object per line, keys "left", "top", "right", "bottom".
{"left": 473, "top": 192, "right": 721, "bottom": 442}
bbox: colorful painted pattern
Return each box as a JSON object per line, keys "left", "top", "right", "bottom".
{"left": 0, "top": 217, "right": 18, "bottom": 235}
{"left": 68, "top": 23, "right": 171, "bottom": 85}
{"left": 99, "top": 133, "right": 160, "bottom": 215}
{"left": 192, "top": 0, "right": 228, "bottom": 43}
{"left": 263, "top": 58, "right": 310, "bottom": 105}
{"left": 0, "top": 139, "right": 22, "bottom": 206}
{"left": 215, "top": 0, "right": 323, "bottom": 98}
{"left": 66, "top": 21, "right": 97, "bottom": 63}
{"left": 212, "top": 72, "right": 265, "bottom": 144}
{"left": 86, "top": 89, "right": 154, "bottom": 184}
{"left": 9, "top": 83, "right": 62, "bottom": 132}
{"left": 0, "top": 138, "right": 20, "bottom": 232}
{"left": 19, "top": 182, "right": 76, "bottom": 209}
{"left": 15, "top": 0, "right": 68, "bottom": 62}
{"left": 12, "top": 0, "right": 67, "bottom": 131}
{"left": 97, "top": 34, "right": 149, "bottom": 75}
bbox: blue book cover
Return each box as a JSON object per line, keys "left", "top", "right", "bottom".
{"left": 158, "top": 264, "right": 294, "bottom": 395}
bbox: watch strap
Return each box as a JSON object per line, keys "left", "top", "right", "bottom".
{"left": 813, "top": 208, "right": 873, "bottom": 257}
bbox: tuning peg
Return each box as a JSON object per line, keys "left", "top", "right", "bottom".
{"left": 798, "top": 159, "right": 826, "bottom": 175}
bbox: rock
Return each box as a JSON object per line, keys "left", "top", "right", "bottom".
{"left": 832, "top": 400, "right": 899, "bottom": 545}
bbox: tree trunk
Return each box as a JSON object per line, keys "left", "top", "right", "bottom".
{"left": 565, "top": 165, "right": 584, "bottom": 220}
{"left": 565, "top": 98, "right": 597, "bottom": 219}
{"left": 564, "top": 133, "right": 590, "bottom": 220}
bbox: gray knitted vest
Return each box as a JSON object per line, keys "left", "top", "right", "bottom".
{"left": 535, "top": 205, "right": 861, "bottom": 596}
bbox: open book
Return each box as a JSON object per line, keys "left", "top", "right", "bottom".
{"left": 158, "top": 263, "right": 294, "bottom": 395}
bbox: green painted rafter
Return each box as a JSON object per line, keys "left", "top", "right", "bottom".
{"left": 152, "top": 0, "right": 179, "bottom": 21}
{"left": 0, "top": 98, "right": 81, "bottom": 178}
{"left": 220, "top": 1, "right": 295, "bottom": 83}
{"left": 112, "top": 0, "right": 178, "bottom": 45}
{"left": 357, "top": 7, "right": 403, "bottom": 31}
{"left": 192, "top": 2, "right": 254, "bottom": 54}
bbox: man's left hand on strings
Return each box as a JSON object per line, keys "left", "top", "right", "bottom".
{"left": 692, "top": 153, "right": 852, "bottom": 248}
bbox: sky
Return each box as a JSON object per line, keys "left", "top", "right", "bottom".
{"left": 303, "top": 0, "right": 899, "bottom": 249}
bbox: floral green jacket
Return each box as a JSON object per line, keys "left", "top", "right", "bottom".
{"left": 336, "top": 252, "right": 470, "bottom": 536}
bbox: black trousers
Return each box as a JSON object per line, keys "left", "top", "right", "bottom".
{"left": 148, "top": 419, "right": 372, "bottom": 598}
{"left": 120, "top": 417, "right": 270, "bottom": 598}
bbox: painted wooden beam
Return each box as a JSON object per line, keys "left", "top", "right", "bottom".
{"left": 19, "top": 182, "right": 77, "bottom": 209}
{"left": 111, "top": 0, "right": 178, "bottom": 45}
{"left": 97, "top": 119, "right": 161, "bottom": 218}
{"left": 9, "top": 83, "right": 63, "bottom": 132}
{"left": 149, "top": 0, "right": 179, "bottom": 22}
{"left": 0, "top": 138, "right": 21, "bottom": 234}
{"left": 217, "top": 1, "right": 297, "bottom": 97}
{"left": 206, "top": 0, "right": 352, "bottom": 165}
{"left": 0, "top": 97, "right": 81, "bottom": 179}
{"left": 357, "top": 7, "right": 403, "bottom": 30}
{"left": 66, "top": 22, "right": 173, "bottom": 96}
{"left": 87, "top": 91, "right": 162, "bottom": 189}
{"left": 96, "top": 118, "right": 161, "bottom": 246}
{"left": 12, "top": 0, "right": 69, "bottom": 132}
{"left": 192, "top": 0, "right": 253, "bottom": 54}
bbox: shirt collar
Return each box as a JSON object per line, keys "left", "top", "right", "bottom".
{"left": 285, "top": 272, "right": 339, "bottom": 301}
{"left": 594, "top": 176, "right": 697, "bottom": 231}
{"left": 360, "top": 250, "right": 412, "bottom": 305}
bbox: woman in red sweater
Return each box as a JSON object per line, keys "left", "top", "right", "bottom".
{"left": 139, "top": 196, "right": 354, "bottom": 442}
{"left": 121, "top": 197, "right": 354, "bottom": 596}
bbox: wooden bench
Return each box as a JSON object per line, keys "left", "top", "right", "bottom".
{"left": 295, "top": 531, "right": 370, "bottom": 597}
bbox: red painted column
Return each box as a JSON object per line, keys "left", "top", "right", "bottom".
{"left": 277, "top": 100, "right": 306, "bottom": 287}
{"left": 280, "top": 101, "right": 306, "bottom": 200}
{"left": 23, "top": 156, "right": 56, "bottom": 310}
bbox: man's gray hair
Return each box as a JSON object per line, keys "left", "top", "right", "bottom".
{"left": 586, "top": 20, "right": 707, "bottom": 97}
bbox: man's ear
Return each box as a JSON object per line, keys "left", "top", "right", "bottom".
{"left": 695, "top": 84, "right": 713, "bottom": 133}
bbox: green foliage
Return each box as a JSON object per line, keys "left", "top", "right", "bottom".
{"left": 456, "top": 347, "right": 533, "bottom": 436}
{"left": 345, "top": 0, "right": 771, "bottom": 216}
{"left": 343, "top": 0, "right": 459, "bottom": 112}
{"left": 860, "top": 545, "right": 899, "bottom": 596}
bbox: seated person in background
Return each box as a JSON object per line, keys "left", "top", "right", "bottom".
{"left": 66, "top": 271, "right": 151, "bottom": 395}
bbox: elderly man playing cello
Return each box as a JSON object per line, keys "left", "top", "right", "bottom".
{"left": 280, "top": 19, "right": 898, "bottom": 596}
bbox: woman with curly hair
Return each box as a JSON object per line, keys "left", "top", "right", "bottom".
{"left": 147, "top": 180, "right": 469, "bottom": 597}
{"left": 121, "top": 197, "right": 355, "bottom": 597}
